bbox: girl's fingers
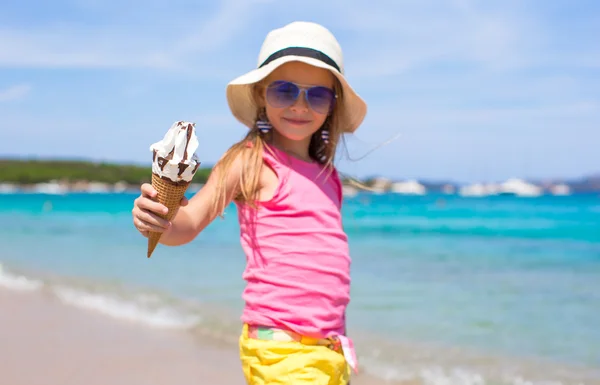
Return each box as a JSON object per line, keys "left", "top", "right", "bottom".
{"left": 140, "top": 183, "right": 157, "bottom": 198}
{"left": 138, "top": 209, "right": 170, "bottom": 229}
{"left": 135, "top": 216, "right": 169, "bottom": 233}
{"left": 136, "top": 197, "right": 168, "bottom": 216}
{"left": 132, "top": 183, "right": 177, "bottom": 238}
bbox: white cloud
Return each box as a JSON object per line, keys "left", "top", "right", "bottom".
{"left": 0, "top": 29, "right": 172, "bottom": 69}
{"left": 174, "top": 0, "right": 270, "bottom": 55}
{"left": 305, "top": 0, "right": 597, "bottom": 82}
{"left": 0, "top": 0, "right": 273, "bottom": 73}
{"left": 0, "top": 84, "right": 31, "bottom": 102}
{"left": 1, "top": 0, "right": 596, "bottom": 79}
{"left": 0, "top": 0, "right": 597, "bottom": 180}
{"left": 331, "top": 0, "right": 537, "bottom": 78}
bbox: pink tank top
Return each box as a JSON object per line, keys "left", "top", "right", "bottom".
{"left": 235, "top": 145, "right": 350, "bottom": 339}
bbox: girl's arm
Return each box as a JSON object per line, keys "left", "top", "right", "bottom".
{"left": 158, "top": 152, "right": 245, "bottom": 246}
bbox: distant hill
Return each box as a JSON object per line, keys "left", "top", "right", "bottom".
{"left": 1, "top": 158, "right": 598, "bottom": 193}
{"left": 564, "top": 174, "right": 600, "bottom": 193}
{"left": 0, "top": 158, "right": 212, "bottom": 185}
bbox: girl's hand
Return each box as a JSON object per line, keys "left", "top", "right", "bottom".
{"left": 132, "top": 183, "right": 188, "bottom": 238}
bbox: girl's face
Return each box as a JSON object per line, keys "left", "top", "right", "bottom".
{"left": 261, "top": 61, "right": 335, "bottom": 143}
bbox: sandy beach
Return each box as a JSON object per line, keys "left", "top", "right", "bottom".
{"left": 0, "top": 289, "right": 246, "bottom": 385}
{"left": 0, "top": 289, "right": 389, "bottom": 385}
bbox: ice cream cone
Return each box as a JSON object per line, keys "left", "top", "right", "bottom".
{"left": 146, "top": 121, "right": 200, "bottom": 258}
{"left": 147, "top": 173, "right": 190, "bottom": 258}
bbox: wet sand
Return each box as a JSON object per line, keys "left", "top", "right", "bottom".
{"left": 0, "top": 289, "right": 246, "bottom": 385}
{"left": 0, "top": 289, "right": 389, "bottom": 385}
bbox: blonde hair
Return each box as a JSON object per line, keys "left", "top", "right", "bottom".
{"left": 210, "top": 79, "right": 345, "bottom": 217}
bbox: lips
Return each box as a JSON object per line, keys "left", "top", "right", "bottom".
{"left": 283, "top": 117, "right": 311, "bottom": 125}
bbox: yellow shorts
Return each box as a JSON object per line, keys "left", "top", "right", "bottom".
{"left": 239, "top": 324, "right": 351, "bottom": 385}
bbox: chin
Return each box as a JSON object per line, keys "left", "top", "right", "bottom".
{"left": 279, "top": 131, "right": 314, "bottom": 142}
{"left": 278, "top": 124, "right": 319, "bottom": 141}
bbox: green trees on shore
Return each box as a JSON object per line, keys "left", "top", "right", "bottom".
{"left": 0, "top": 159, "right": 212, "bottom": 185}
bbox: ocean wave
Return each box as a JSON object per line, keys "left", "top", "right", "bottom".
{"left": 356, "top": 346, "right": 600, "bottom": 385}
{"left": 52, "top": 286, "right": 200, "bottom": 329}
{"left": 1, "top": 263, "right": 598, "bottom": 385}
{"left": 0, "top": 263, "right": 200, "bottom": 329}
{"left": 360, "top": 360, "right": 588, "bottom": 385}
{"left": 0, "top": 263, "right": 43, "bottom": 291}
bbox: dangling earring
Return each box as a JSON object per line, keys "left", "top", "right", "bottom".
{"left": 256, "top": 120, "right": 272, "bottom": 134}
{"left": 319, "top": 128, "right": 330, "bottom": 163}
{"left": 256, "top": 109, "right": 272, "bottom": 134}
{"left": 321, "top": 129, "right": 330, "bottom": 144}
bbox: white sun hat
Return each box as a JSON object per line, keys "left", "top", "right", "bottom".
{"left": 226, "top": 21, "right": 367, "bottom": 134}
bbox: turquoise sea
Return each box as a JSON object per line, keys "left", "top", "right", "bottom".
{"left": 1, "top": 191, "right": 599, "bottom": 384}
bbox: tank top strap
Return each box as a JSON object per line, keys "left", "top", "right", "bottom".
{"left": 329, "top": 167, "right": 344, "bottom": 207}
{"left": 261, "top": 144, "right": 285, "bottom": 173}
{"left": 242, "top": 141, "right": 284, "bottom": 173}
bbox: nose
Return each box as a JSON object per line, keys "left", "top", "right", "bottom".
{"left": 290, "top": 90, "right": 309, "bottom": 112}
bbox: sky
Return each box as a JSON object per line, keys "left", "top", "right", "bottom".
{"left": 0, "top": 0, "right": 599, "bottom": 183}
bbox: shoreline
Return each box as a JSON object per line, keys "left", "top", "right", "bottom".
{"left": 2, "top": 287, "right": 598, "bottom": 385}
{"left": 0, "top": 289, "right": 246, "bottom": 385}
{"left": 1, "top": 258, "right": 599, "bottom": 385}
{"left": 2, "top": 178, "right": 597, "bottom": 196}
{"left": 0, "top": 288, "right": 389, "bottom": 385}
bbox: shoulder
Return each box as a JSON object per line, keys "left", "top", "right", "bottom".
{"left": 207, "top": 142, "right": 260, "bottom": 198}
{"left": 214, "top": 140, "right": 276, "bottom": 204}
{"left": 213, "top": 145, "right": 252, "bottom": 181}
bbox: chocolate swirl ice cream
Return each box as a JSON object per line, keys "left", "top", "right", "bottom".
{"left": 147, "top": 121, "right": 200, "bottom": 258}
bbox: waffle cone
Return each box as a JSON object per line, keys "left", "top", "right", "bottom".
{"left": 147, "top": 173, "right": 191, "bottom": 258}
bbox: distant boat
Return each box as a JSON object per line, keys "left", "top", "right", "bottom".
{"left": 113, "top": 181, "right": 129, "bottom": 193}
{"left": 498, "top": 178, "right": 542, "bottom": 197}
{"left": 390, "top": 180, "right": 426, "bottom": 195}
{"left": 342, "top": 185, "right": 358, "bottom": 198}
{"left": 369, "top": 177, "right": 391, "bottom": 194}
{"left": 0, "top": 183, "right": 18, "bottom": 194}
{"left": 33, "top": 182, "right": 67, "bottom": 195}
{"left": 87, "top": 182, "right": 111, "bottom": 193}
{"left": 459, "top": 183, "right": 494, "bottom": 197}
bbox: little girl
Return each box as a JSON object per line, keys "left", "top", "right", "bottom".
{"left": 132, "top": 21, "right": 367, "bottom": 385}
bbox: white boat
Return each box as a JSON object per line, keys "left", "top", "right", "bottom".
{"left": 342, "top": 185, "right": 358, "bottom": 198}
{"left": 459, "top": 183, "right": 490, "bottom": 197}
{"left": 0, "top": 183, "right": 18, "bottom": 194}
{"left": 499, "top": 178, "right": 542, "bottom": 197}
{"left": 33, "top": 182, "right": 68, "bottom": 195}
{"left": 390, "top": 180, "right": 426, "bottom": 195}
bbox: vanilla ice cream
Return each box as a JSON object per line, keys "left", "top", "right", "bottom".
{"left": 150, "top": 121, "right": 200, "bottom": 184}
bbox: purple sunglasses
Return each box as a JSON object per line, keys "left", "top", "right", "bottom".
{"left": 266, "top": 80, "right": 336, "bottom": 114}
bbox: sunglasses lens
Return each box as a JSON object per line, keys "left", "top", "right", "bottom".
{"left": 266, "top": 81, "right": 299, "bottom": 108}
{"left": 306, "top": 87, "right": 335, "bottom": 114}
{"left": 266, "top": 81, "right": 335, "bottom": 114}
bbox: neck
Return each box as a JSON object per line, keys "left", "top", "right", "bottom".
{"left": 270, "top": 131, "right": 313, "bottom": 162}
